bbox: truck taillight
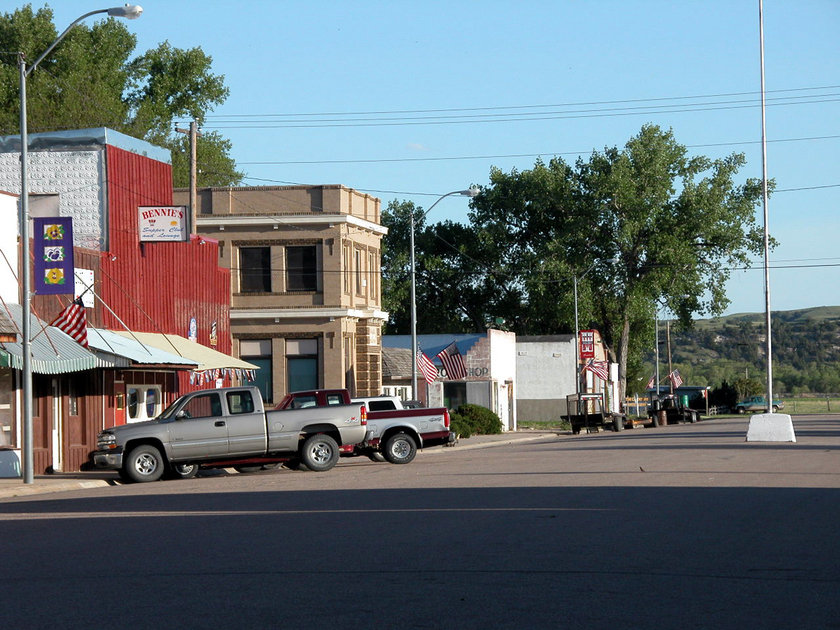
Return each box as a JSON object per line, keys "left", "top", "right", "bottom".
{"left": 444, "top": 409, "right": 450, "bottom": 428}
{"left": 360, "top": 405, "right": 367, "bottom": 425}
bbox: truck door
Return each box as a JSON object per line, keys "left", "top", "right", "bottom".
{"left": 168, "top": 392, "right": 229, "bottom": 459}
{"left": 224, "top": 390, "right": 267, "bottom": 456}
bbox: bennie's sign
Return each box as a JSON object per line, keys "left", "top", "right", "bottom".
{"left": 138, "top": 206, "right": 188, "bottom": 242}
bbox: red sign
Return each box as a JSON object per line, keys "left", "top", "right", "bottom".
{"left": 579, "top": 330, "right": 596, "bottom": 359}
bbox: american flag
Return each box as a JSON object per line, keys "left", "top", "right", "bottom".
{"left": 582, "top": 359, "right": 609, "bottom": 381}
{"left": 416, "top": 350, "right": 438, "bottom": 384}
{"left": 436, "top": 342, "right": 467, "bottom": 380}
{"left": 646, "top": 374, "right": 656, "bottom": 389}
{"left": 669, "top": 369, "right": 683, "bottom": 388}
{"left": 50, "top": 298, "right": 88, "bottom": 348}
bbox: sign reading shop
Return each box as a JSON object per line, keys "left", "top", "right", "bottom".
{"left": 138, "top": 206, "right": 188, "bottom": 242}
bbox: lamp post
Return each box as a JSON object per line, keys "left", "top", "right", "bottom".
{"left": 17, "top": 5, "right": 143, "bottom": 484}
{"left": 572, "top": 258, "right": 617, "bottom": 413}
{"left": 410, "top": 188, "right": 479, "bottom": 399}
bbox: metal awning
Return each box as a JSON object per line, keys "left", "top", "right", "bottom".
{"left": 112, "top": 331, "right": 258, "bottom": 372}
{"left": 87, "top": 328, "right": 200, "bottom": 369}
{"left": 0, "top": 304, "right": 97, "bottom": 374}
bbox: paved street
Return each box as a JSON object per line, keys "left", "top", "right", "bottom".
{"left": 2, "top": 415, "right": 839, "bottom": 629}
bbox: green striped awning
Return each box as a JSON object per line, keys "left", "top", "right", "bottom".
{"left": 0, "top": 304, "right": 97, "bottom": 374}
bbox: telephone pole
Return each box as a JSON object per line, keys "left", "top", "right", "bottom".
{"left": 175, "top": 120, "right": 201, "bottom": 234}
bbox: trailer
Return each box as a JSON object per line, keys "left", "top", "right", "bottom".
{"left": 565, "top": 392, "right": 628, "bottom": 434}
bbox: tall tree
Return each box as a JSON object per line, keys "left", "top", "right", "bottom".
{"left": 0, "top": 4, "right": 241, "bottom": 186}
{"left": 469, "top": 124, "right": 768, "bottom": 403}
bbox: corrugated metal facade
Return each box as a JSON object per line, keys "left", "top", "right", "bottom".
{"left": 100, "top": 146, "right": 231, "bottom": 353}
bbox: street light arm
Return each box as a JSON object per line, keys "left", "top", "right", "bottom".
{"left": 26, "top": 5, "right": 143, "bottom": 75}
{"left": 414, "top": 187, "right": 480, "bottom": 225}
{"left": 409, "top": 186, "right": 479, "bottom": 400}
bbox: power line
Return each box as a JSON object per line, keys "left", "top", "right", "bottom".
{"left": 200, "top": 84, "right": 840, "bottom": 120}
{"left": 238, "top": 134, "right": 840, "bottom": 166}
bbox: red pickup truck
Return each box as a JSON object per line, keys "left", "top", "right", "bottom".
{"left": 275, "top": 390, "right": 454, "bottom": 464}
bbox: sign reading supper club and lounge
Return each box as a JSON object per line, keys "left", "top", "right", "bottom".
{"left": 138, "top": 206, "right": 188, "bottom": 242}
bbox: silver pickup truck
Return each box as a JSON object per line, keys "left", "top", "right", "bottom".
{"left": 93, "top": 386, "right": 369, "bottom": 482}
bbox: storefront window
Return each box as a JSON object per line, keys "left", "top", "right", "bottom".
{"left": 287, "top": 339, "right": 318, "bottom": 392}
{"left": 241, "top": 339, "right": 272, "bottom": 403}
{"left": 127, "top": 385, "right": 162, "bottom": 423}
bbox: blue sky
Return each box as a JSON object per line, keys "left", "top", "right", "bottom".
{"left": 47, "top": 0, "right": 839, "bottom": 317}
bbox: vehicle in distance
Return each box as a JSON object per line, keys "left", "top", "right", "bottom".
{"left": 735, "top": 395, "right": 785, "bottom": 413}
{"left": 277, "top": 390, "right": 454, "bottom": 464}
{"left": 93, "top": 386, "right": 369, "bottom": 482}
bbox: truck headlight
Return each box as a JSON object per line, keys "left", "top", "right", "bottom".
{"left": 97, "top": 432, "right": 117, "bottom": 450}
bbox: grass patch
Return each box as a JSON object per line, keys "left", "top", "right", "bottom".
{"left": 517, "top": 420, "right": 571, "bottom": 431}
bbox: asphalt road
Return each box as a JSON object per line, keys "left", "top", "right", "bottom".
{"left": 2, "top": 415, "right": 839, "bottom": 629}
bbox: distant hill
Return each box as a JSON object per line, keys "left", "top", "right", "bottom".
{"left": 644, "top": 306, "right": 840, "bottom": 393}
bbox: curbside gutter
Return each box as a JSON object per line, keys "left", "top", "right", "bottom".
{"left": 0, "top": 432, "right": 563, "bottom": 500}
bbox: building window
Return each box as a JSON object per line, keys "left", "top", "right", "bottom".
{"left": 126, "top": 385, "right": 162, "bottom": 423}
{"left": 343, "top": 244, "right": 352, "bottom": 295}
{"left": 241, "top": 339, "right": 273, "bottom": 404}
{"left": 68, "top": 380, "right": 79, "bottom": 416}
{"left": 355, "top": 249, "right": 363, "bottom": 295}
{"left": 287, "top": 339, "right": 318, "bottom": 392}
{"left": 240, "top": 247, "right": 271, "bottom": 292}
{"left": 287, "top": 246, "right": 317, "bottom": 291}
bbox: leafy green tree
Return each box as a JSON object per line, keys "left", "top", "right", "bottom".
{"left": 0, "top": 4, "right": 241, "bottom": 186}
{"left": 469, "top": 124, "right": 768, "bottom": 402}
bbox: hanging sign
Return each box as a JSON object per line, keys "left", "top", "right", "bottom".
{"left": 33, "top": 217, "right": 75, "bottom": 295}
{"left": 579, "top": 329, "right": 596, "bottom": 359}
{"left": 138, "top": 206, "right": 188, "bottom": 242}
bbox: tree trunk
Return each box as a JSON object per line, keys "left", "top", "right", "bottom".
{"left": 618, "top": 313, "right": 631, "bottom": 411}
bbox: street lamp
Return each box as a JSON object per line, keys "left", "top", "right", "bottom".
{"left": 409, "top": 188, "right": 479, "bottom": 399}
{"left": 17, "top": 5, "right": 143, "bottom": 484}
{"left": 572, "top": 257, "right": 617, "bottom": 413}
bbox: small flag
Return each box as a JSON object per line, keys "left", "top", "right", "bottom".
{"left": 436, "top": 342, "right": 467, "bottom": 380}
{"left": 417, "top": 350, "right": 438, "bottom": 385}
{"left": 646, "top": 374, "right": 656, "bottom": 389}
{"left": 50, "top": 298, "right": 88, "bottom": 348}
{"left": 669, "top": 369, "right": 683, "bottom": 388}
{"left": 582, "top": 359, "right": 609, "bottom": 381}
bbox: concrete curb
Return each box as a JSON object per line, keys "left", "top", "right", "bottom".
{"left": 0, "top": 478, "right": 113, "bottom": 500}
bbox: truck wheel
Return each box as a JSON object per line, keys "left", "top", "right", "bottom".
{"left": 300, "top": 434, "right": 340, "bottom": 472}
{"left": 168, "top": 462, "right": 199, "bottom": 479}
{"left": 737, "top": 407, "right": 745, "bottom": 414}
{"left": 124, "top": 444, "right": 165, "bottom": 483}
{"left": 772, "top": 405, "right": 779, "bottom": 413}
{"left": 383, "top": 432, "right": 417, "bottom": 464}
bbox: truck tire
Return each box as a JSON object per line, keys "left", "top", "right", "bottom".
{"left": 168, "top": 462, "right": 199, "bottom": 479}
{"left": 300, "top": 434, "right": 340, "bottom": 472}
{"left": 124, "top": 444, "right": 165, "bottom": 483}
{"left": 772, "top": 405, "right": 779, "bottom": 413}
{"left": 382, "top": 432, "right": 417, "bottom": 464}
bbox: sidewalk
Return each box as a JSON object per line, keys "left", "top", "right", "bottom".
{"left": 0, "top": 430, "right": 561, "bottom": 500}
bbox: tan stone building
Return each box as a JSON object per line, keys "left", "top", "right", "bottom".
{"left": 174, "top": 185, "right": 387, "bottom": 403}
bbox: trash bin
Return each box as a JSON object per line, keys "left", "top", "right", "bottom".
{"left": 680, "top": 394, "right": 689, "bottom": 408}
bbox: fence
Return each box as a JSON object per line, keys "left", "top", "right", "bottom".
{"left": 626, "top": 395, "right": 840, "bottom": 416}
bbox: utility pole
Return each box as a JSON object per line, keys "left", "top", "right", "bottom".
{"left": 175, "top": 120, "right": 201, "bottom": 234}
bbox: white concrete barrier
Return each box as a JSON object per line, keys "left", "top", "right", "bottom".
{"left": 746, "top": 413, "right": 796, "bottom": 442}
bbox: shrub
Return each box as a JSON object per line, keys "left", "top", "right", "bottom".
{"left": 451, "top": 404, "right": 503, "bottom": 438}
